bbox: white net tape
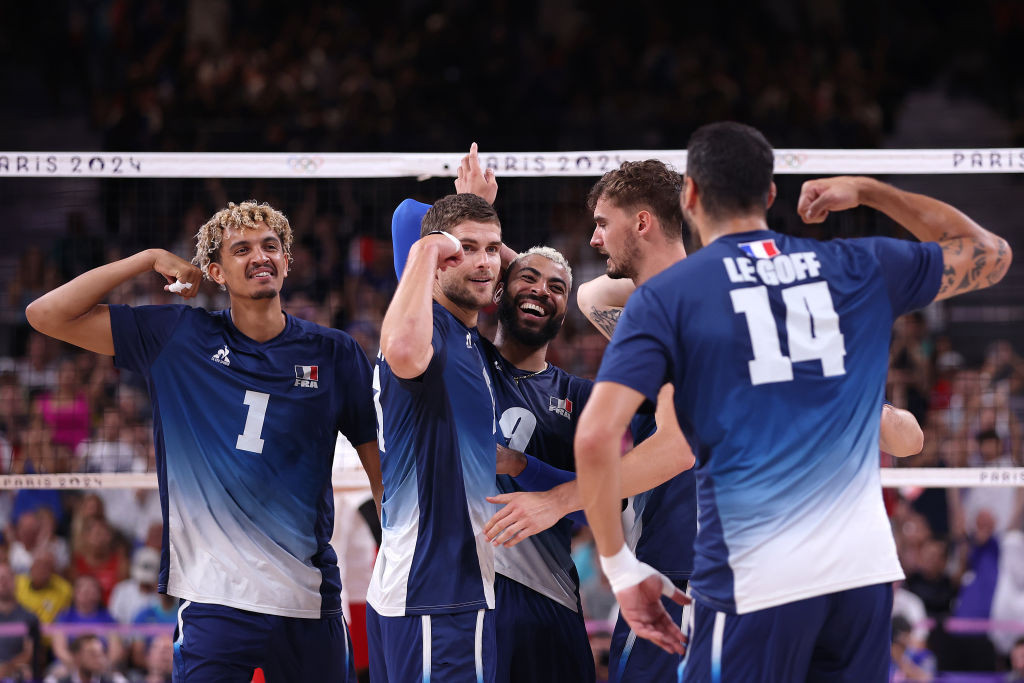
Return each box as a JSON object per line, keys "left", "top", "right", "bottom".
{"left": 0, "top": 467, "right": 1020, "bottom": 490}
{"left": 1, "top": 148, "right": 1023, "bottom": 178}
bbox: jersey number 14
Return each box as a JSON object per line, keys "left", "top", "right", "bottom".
{"left": 730, "top": 281, "right": 846, "bottom": 386}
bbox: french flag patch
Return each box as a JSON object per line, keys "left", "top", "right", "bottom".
{"left": 739, "top": 239, "right": 780, "bottom": 259}
{"left": 549, "top": 397, "right": 573, "bottom": 419}
{"left": 295, "top": 365, "right": 318, "bottom": 381}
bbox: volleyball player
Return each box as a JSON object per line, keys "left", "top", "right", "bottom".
{"left": 490, "top": 160, "right": 697, "bottom": 683}
{"left": 26, "top": 201, "right": 380, "bottom": 681}
{"left": 575, "top": 122, "right": 1011, "bottom": 680}
{"left": 389, "top": 146, "right": 597, "bottom": 680}
{"left": 366, "top": 193, "right": 506, "bottom": 683}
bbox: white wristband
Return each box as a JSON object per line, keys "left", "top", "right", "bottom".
{"left": 425, "top": 230, "right": 462, "bottom": 253}
{"left": 168, "top": 280, "right": 192, "bottom": 293}
{"left": 600, "top": 544, "right": 676, "bottom": 597}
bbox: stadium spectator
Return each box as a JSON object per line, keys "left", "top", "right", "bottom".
{"left": 905, "top": 538, "right": 958, "bottom": 618}
{"left": 16, "top": 548, "right": 73, "bottom": 625}
{"left": 107, "top": 548, "right": 159, "bottom": 626}
{"left": 35, "top": 359, "right": 91, "bottom": 455}
{"left": 128, "top": 633, "right": 172, "bottom": 683}
{"left": 71, "top": 518, "right": 128, "bottom": 606}
{"left": 52, "top": 575, "right": 124, "bottom": 673}
{"left": 76, "top": 407, "right": 145, "bottom": 474}
{"left": 961, "top": 429, "right": 1024, "bottom": 534}
{"left": 44, "top": 633, "right": 127, "bottom": 683}
{"left": 890, "top": 614, "right": 937, "bottom": 682}
{"left": 892, "top": 579, "right": 930, "bottom": 647}
{"left": 1008, "top": 637, "right": 1024, "bottom": 682}
{"left": 990, "top": 530, "right": 1024, "bottom": 658}
{"left": 8, "top": 508, "right": 69, "bottom": 575}
{"left": 0, "top": 561, "right": 39, "bottom": 681}
{"left": 127, "top": 594, "right": 177, "bottom": 673}
{"left": 4, "top": 334, "right": 58, "bottom": 400}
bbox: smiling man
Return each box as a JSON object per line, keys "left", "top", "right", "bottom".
{"left": 26, "top": 201, "right": 380, "bottom": 682}
{"left": 368, "top": 193, "right": 507, "bottom": 683}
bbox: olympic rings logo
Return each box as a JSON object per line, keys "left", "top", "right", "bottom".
{"left": 288, "top": 156, "right": 325, "bottom": 174}
{"left": 777, "top": 153, "right": 808, "bottom": 168}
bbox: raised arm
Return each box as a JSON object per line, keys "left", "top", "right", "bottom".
{"left": 379, "top": 234, "right": 462, "bottom": 378}
{"left": 879, "top": 404, "right": 924, "bottom": 457}
{"left": 798, "top": 176, "right": 1011, "bottom": 301}
{"left": 576, "top": 275, "right": 636, "bottom": 340}
{"left": 25, "top": 249, "right": 201, "bottom": 355}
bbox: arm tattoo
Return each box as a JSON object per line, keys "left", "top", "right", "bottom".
{"left": 589, "top": 306, "right": 623, "bottom": 338}
{"left": 938, "top": 236, "right": 1010, "bottom": 297}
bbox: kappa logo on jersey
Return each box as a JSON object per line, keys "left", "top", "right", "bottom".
{"left": 211, "top": 345, "right": 231, "bottom": 366}
{"left": 294, "top": 365, "right": 319, "bottom": 388}
{"left": 739, "top": 238, "right": 780, "bottom": 259}
{"left": 548, "top": 396, "right": 573, "bottom": 420}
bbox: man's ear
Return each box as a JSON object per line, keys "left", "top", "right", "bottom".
{"left": 681, "top": 176, "right": 698, "bottom": 212}
{"left": 765, "top": 181, "right": 777, "bottom": 210}
{"left": 208, "top": 262, "right": 226, "bottom": 286}
{"left": 636, "top": 210, "right": 652, "bottom": 236}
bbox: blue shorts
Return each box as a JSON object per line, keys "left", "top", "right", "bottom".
{"left": 172, "top": 600, "right": 354, "bottom": 683}
{"left": 681, "top": 583, "right": 893, "bottom": 683}
{"left": 494, "top": 573, "right": 594, "bottom": 683}
{"left": 366, "top": 605, "right": 496, "bottom": 683}
{"left": 608, "top": 578, "right": 689, "bottom": 683}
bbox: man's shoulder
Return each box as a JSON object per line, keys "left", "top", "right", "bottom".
{"left": 0, "top": 603, "right": 38, "bottom": 624}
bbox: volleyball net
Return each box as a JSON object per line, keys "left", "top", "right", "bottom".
{"left": 2, "top": 146, "right": 1022, "bottom": 483}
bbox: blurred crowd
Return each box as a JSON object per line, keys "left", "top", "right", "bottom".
{"left": 2, "top": 221, "right": 1024, "bottom": 678}
{"left": 4, "top": 0, "right": 1023, "bottom": 153}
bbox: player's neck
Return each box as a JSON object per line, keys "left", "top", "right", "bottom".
{"left": 433, "top": 290, "right": 479, "bottom": 328}
{"left": 227, "top": 297, "right": 287, "bottom": 342}
{"left": 700, "top": 215, "right": 771, "bottom": 245}
{"left": 635, "top": 242, "right": 688, "bottom": 286}
{"left": 493, "top": 330, "right": 548, "bottom": 372}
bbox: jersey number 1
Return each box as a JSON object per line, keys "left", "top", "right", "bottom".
{"left": 237, "top": 390, "right": 270, "bottom": 454}
{"left": 730, "top": 281, "right": 846, "bottom": 386}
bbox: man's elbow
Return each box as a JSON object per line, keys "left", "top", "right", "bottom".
{"left": 988, "top": 237, "right": 1013, "bottom": 287}
{"left": 898, "top": 428, "right": 925, "bottom": 458}
{"left": 379, "top": 337, "right": 429, "bottom": 379}
{"left": 574, "top": 424, "right": 619, "bottom": 470}
{"left": 25, "top": 297, "right": 52, "bottom": 335}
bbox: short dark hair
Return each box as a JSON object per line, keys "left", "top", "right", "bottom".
{"left": 421, "top": 194, "right": 500, "bottom": 237}
{"left": 976, "top": 428, "right": 1001, "bottom": 444}
{"left": 686, "top": 122, "right": 775, "bottom": 220}
{"left": 586, "top": 160, "right": 684, "bottom": 240}
{"left": 71, "top": 633, "right": 102, "bottom": 655}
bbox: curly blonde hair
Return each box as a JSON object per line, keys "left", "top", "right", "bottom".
{"left": 192, "top": 201, "right": 294, "bottom": 279}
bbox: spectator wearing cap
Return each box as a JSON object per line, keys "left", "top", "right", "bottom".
{"left": 108, "top": 548, "right": 159, "bottom": 626}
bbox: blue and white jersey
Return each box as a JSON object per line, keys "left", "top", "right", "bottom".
{"left": 367, "top": 302, "right": 499, "bottom": 617}
{"left": 484, "top": 341, "right": 591, "bottom": 613}
{"left": 598, "top": 231, "right": 943, "bottom": 614}
{"left": 624, "top": 415, "right": 696, "bottom": 582}
{"left": 109, "top": 305, "right": 376, "bottom": 619}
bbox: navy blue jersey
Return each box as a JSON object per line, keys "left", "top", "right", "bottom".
{"left": 598, "top": 231, "right": 943, "bottom": 614}
{"left": 484, "top": 341, "right": 592, "bottom": 612}
{"left": 367, "top": 302, "right": 499, "bottom": 616}
{"left": 109, "top": 305, "right": 376, "bottom": 618}
{"left": 625, "top": 415, "right": 696, "bottom": 581}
